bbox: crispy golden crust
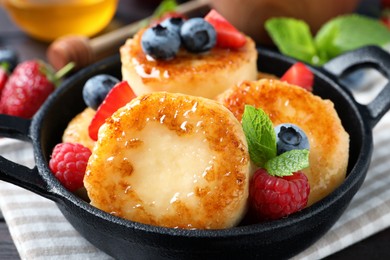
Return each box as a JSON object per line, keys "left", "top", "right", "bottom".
{"left": 120, "top": 28, "right": 258, "bottom": 99}
{"left": 217, "top": 79, "right": 350, "bottom": 206}
{"left": 62, "top": 107, "right": 96, "bottom": 151}
{"left": 84, "top": 92, "right": 250, "bottom": 229}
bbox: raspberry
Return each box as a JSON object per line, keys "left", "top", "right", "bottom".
{"left": 249, "top": 168, "right": 310, "bottom": 220}
{"left": 49, "top": 143, "right": 92, "bottom": 192}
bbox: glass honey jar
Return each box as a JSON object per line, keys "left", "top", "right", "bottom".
{"left": 2, "top": 0, "right": 119, "bottom": 42}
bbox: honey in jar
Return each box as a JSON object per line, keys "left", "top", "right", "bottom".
{"left": 2, "top": 0, "right": 118, "bottom": 42}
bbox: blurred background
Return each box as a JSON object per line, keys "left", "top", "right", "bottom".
{"left": 0, "top": 0, "right": 384, "bottom": 63}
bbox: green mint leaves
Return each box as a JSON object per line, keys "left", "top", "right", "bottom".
{"left": 242, "top": 105, "right": 276, "bottom": 166}
{"left": 265, "top": 14, "right": 390, "bottom": 66}
{"left": 315, "top": 14, "right": 390, "bottom": 62}
{"left": 265, "top": 18, "right": 323, "bottom": 65}
{"left": 265, "top": 150, "right": 309, "bottom": 177}
{"left": 242, "top": 105, "right": 309, "bottom": 176}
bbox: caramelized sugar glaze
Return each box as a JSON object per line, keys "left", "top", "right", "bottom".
{"left": 85, "top": 92, "right": 251, "bottom": 229}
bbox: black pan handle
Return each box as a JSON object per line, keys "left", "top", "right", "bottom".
{"left": 0, "top": 114, "right": 55, "bottom": 200}
{"left": 323, "top": 46, "right": 390, "bottom": 129}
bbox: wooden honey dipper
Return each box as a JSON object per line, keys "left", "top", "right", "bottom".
{"left": 47, "top": 0, "right": 210, "bottom": 71}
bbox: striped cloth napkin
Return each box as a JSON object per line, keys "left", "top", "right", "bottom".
{"left": 1, "top": 73, "right": 390, "bottom": 259}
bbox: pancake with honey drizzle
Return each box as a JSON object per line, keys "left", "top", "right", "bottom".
{"left": 120, "top": 28, "right": 258, "bottom": 99}
{"left": 84, "top": 92, "right": 251, "bottom": 229}
{"left": 217, "top": 79, "right": 350, "bottom": 206}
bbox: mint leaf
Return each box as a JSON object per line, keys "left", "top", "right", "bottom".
{"left": 265, "top": 149, "right": 309, "bottom": 177}
{"left": 265, "top": 18, "right": 324, "bottom": 65}
{"left": 242, "top": 105, "right": 277, "bottom": 167}
{"left": 265, "top": 14, "right": 390, "bottom": 66}
{"left": 315, "top": 14, "right": 390, "bottom": 61}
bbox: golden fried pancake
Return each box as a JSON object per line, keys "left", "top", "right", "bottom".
{"left": 217, "top": 79, "right": 349, "bottom": 206}
{"left": 62, "top": 107, "right": 96, "bottom": 151}
{"left": 120, "top": 28, "right": 258, "bottom": 99}
{"left": 84, "top": 92, "right": 251, "bottom": 229}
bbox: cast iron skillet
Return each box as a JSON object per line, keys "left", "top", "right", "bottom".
{"left": 1, "top": 46, "right": 390, "bottom": 259}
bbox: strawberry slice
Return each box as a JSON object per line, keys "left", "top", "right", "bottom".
{"left": 88, "top": 81, "right": 136, "bottom": 141}
{"left": 0, "top": 65, "right": 8, "bottom": 94}
{"left": 280, "top": 62, "right": 314, "bottom": 92}
{"left": 381, "top": 16, "right": 390, "bottom": 29}
{"left": 381, "top": 8, "right": 390, "bottom": 29}
{"left": 204, "top": 9, "right": 246, "bottom": 49}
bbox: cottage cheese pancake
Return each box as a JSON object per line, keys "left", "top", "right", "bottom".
{"left": 217, "top": 79, "right": 350, "bottom": 206}
{"left": 120, "top": 28, "right": 258, "bottom": 99}
{"left": 62, "top": 107, "right": 96, "bottom": 151}
{"left": 84, "top": 92, "right": 251, "bottom": 229}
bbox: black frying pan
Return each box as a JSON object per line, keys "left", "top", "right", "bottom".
{"left": 1, "top": 46, "right": 390, "bottom": 259}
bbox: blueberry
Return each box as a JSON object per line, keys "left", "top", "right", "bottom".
{"left": 0, "top": 48, "right": 19, "bottom": 72}
{"left": 160, "top": 17, "right": 185, "bottom": 34}
{"left": 180, "top": 18, "right": 216, "bottom": 53}
{"left": 82, "top": 74, "right": 120, "bottom": 110}
{"left": 274, "top": 123, "right": 310, "bottom": 155}
{"left": 141, "top": 24, "right": 181, "bottom": 60}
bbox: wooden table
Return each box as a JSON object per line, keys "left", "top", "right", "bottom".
{"left": 1, "top": 1, "right": 390, "bottom": 259}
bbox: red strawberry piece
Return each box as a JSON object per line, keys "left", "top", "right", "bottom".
{"left": 381, "top": 8, "right": 390, "bottom": 29}
{"left": 281, "top": 62, "right": 314, "bottom": 92}
{"left": 0, "top": 62, "right": 11, "bottom": 112}
{"left": 0, "top": 66, "right": 8, "bottom": 95}
{"left": 249, "top": 168, "right": 310, "bottom": 221}
{"left": 381, "top": 15, "right": 390, "bottom": 29}
{"left": 204, "top": 9, "right": 247, "bottom": 49}
{"left": 0, "top": 60, "right": 62, "bottom": 118}
{"left": 49, "top": 142, "right": 92, "bottom": 192}
{"left": 88, "top": 80, "right": 136, "bottom": 141}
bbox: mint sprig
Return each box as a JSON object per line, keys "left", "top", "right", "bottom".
{"left": 315, "top": 14, "right": 390, "bottom": 61}
{"left": 265, "top": 18, "right": 323, "bottom": 65}
{"left": 242, "top": 105, "right": 309, "bottom": 176}
{"left": 265, "top": 149, "right": 309, "bottom": 177}
{"left": 242, "top": 105, "right": 276, "bottom": 166}
{"left": 265, "top": 14, "right": 390, "bottom": 66}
